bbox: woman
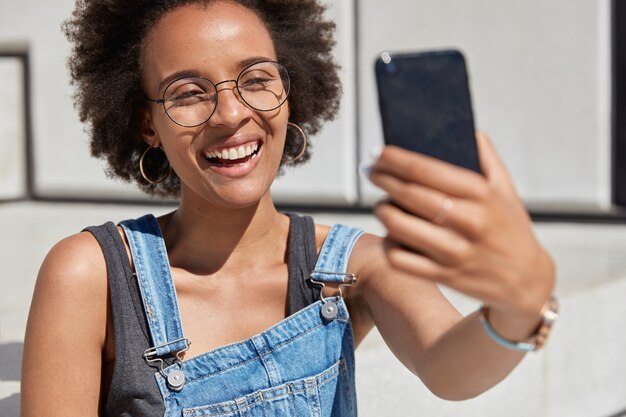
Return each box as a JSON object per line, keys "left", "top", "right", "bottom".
{"left": 21, "top": 0, "right": 556, "bottom": 415}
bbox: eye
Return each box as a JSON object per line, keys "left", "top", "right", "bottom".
{"left": 168, "top": 87, "right": 207, "bottom": 105}
{"left": 239, "top": 62, "right": 283, "bottom": 91}
{"left": 164, "top": 78, "right": 215, "bottom": 107}
{"left": 239, "top": 73, "right": 274, "bottom": 91}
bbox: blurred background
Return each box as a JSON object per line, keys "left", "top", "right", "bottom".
{"left": 1, "top": 0, "right": 625, "bottom": 416}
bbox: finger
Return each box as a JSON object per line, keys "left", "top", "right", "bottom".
{"left": 369, "top": 170, "right": 484, "bottom": 237}
{"left": 369, "top": 169, "right": 448, "bottom": 219}
{"left": 373, "top": 145, "right": 487, "bottom": 200}
{"left": 375, "top": 202, "right": 472, "bottom": 266}
{"left": 384, "top": 238, "right": 507, "bottom": 304}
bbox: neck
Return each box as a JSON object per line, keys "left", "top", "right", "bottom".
{"left": 159, "top": 190, "right": 289, "bottom": 275}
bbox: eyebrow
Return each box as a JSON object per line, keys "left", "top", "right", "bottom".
{"left": 156, "top": 56, "right": 276, "bottom": 94}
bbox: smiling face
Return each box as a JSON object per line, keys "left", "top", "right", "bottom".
{"left": 140, "top": 1, "right": 289, "bottom": 210}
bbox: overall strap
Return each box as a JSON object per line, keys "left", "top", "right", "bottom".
{"left": 119, "top": 214, "right": 189, "bottom": 358}
{"left": 310, "top": 224, "right": 364, "bottom": 284}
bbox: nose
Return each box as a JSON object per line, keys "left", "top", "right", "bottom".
{"left": 207, "top": 80, "right": 252, "bottom": 127}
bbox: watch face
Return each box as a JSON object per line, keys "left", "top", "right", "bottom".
{"left": 542, "top": 296, "right": 559, "bottom": 324}
{"left": 535, "top": 296, "right": 559, "bottom": 350}
{"left": 543, "top": 309, "right": 559, "bottom": 325}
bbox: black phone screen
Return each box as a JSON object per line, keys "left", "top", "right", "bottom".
{"left": 375, "top": 49, "right": 481, "bottom": 173}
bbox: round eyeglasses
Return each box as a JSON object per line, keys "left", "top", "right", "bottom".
{"left": 147, "top": 61, "right": 290, "bottom": 127}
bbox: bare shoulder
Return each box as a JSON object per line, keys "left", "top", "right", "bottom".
{"left": 346, "top": 231, "right": 404, "bottom": 298}
{"left": 313, "top": 222, "right": 331, "bottom": 253}
{"left": 22, "top": 231, "right": 109, "bottom": 414}
{"left": 312, "top": 222, "right": 376, "bottom": 252}
{"left": 28, "top": 231, "right": 109, "bottom": 343}
{"left": 343, "top": 232, "right": 390, "bottom": 345}
{"left": 36, "top": 231, "right": 108, "bottom": 295}
{"left": 348, "top": 232, "right": 388, "bottom": 277}
{"left": 348, "top": 231, "right": 445, "bottom": 299}
{"left": 311, "top": 223, "right": 386, "bottom": 279}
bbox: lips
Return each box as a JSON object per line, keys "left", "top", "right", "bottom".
{"left": 204, "top": 141, "right": 260, "bottom": 166}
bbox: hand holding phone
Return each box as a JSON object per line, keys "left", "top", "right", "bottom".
{"left": 370, "top": 51, "right": 556, "bottom": 344}
{"left": 375, "top": 49, "right": 481, "bottom": 173}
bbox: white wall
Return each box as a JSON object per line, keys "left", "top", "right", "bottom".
{"left": 0, "top": 0, "right": 615, "bottom": 208}
{"left": 0, "top": 56, "right": 26, "bottom": 199}
{"left": 271, "top": 0, "right": 358, "bottom": 205}
{"left": 358, "top": 0, "right": 612, "bottom": 208}
{"left": 0, "top": 0, "right": 125, "bottom": 198}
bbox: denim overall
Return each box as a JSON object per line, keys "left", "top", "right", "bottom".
{"left": 120, "top": 215, "right": 363, "bottom": 417}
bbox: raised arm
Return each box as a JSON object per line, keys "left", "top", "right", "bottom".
{"left": 354, "top": 132, "right": 555, "bottom": 400}
{"left": 21, "top": 232, "right": 109, "bottom": 416}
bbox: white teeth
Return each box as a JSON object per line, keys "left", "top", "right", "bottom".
{"left": 251, "top": 153, "right": 258, "bottom": 160}
{"left": 206, "top": 143, "right": 259, "bottom": 161}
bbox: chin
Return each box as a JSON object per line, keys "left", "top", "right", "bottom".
{"left": 183, "top": 180, "right": 274, "bottom": 211}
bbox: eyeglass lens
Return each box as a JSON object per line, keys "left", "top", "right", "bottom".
{"left": 162, "top": 61, "right": 290, "bottom": 127}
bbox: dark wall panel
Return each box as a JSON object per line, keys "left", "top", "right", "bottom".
{"left": 613, "top": 0, "right": 626, "bottom": 206}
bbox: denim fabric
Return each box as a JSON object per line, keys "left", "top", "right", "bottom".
{"left": 121, "top": 216, "right": 189, "bottom": 357}
{"left": 119, "top": 215, "right": 363, "bottom": 417}
{"left": 310, "top": 224, "right": 364, "bottom": 284}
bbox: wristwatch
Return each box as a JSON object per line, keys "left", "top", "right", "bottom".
{"left": 479, "top": 295, "right": 559, "bottom": 352}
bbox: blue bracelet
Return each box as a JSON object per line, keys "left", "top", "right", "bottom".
{"left": 478, "top": 305, "right": 537, "bottom": 352}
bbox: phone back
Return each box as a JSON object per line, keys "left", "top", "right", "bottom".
{"left": 375, "top": 50, "right": 481, "bottom": 173}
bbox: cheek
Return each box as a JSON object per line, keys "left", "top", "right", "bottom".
{"left": 158, "top": 129, "right": 202, "bottom": 175}
{"left": 152, "top": 108, "right": 175, "bottom": 134}
{"left": 271, "top": 124, "right": 289, "bottom": 163}
{"left": 277, "top": 123, "right": 288, "bottom": 146}
{"left": 272, "top": 111, "right": 290, "bottom": 146}
{"left": 155, "top": 113, "right": 202, "bottom": 147}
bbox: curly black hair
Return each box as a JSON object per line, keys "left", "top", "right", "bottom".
{"left": 63, "top": 0, "right": 341, "bottom": 197}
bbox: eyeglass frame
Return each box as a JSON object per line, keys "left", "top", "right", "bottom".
{"left": 145, "top": 60, "right": 291, "bottom": 128}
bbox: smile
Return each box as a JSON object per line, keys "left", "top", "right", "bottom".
{"left": 204, "top": 141, "right": 260, "bottom": 166}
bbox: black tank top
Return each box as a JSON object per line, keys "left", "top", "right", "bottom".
{"left": 85, "top": 213, "right": 321, "bottom": 416}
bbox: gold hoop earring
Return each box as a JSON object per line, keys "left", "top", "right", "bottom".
{"left": 139, "top": 146, "right": 172, "bottom": 184}
{"left": 284, "top": 122, "right": 308, "bottom": 163}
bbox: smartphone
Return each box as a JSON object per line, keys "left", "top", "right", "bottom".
{"left": 375, "top": 49, "right": 481, "bottom": 173}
